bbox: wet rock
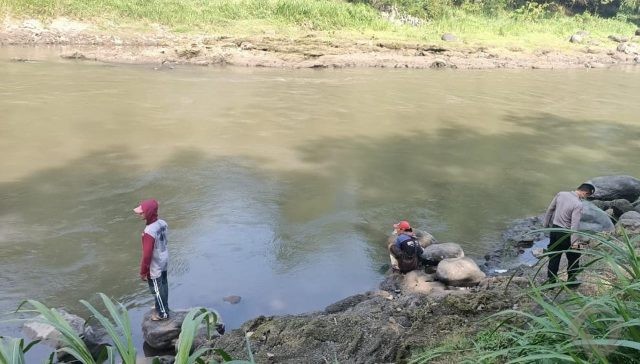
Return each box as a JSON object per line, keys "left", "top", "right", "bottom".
{"left": 608, "top": 34, "right": 629, "bottom": 43}
{"left": 23, "top": 309, "right": 108, "bottom": 358}
{"left": 580, "top": 200, "right": 615, "bottom": 232}
{"left": 23, "top": 309, "right": 85, "bottom": 347}
{"left": 616, "top": 211, "right": 640, "bottom": 235}
{"left": 589, "top": 175, "right": 640, "bottom": 202}
{"left": 415, "top": 229, "right": 437, "bottom": 248}
{"left": 436, "top": 257, "right": 486, "bottom": 287}
{"left": 10, "top": 57, "right": 36, "bottom": 63}
{"left": 532, "top": 247, "right": 545, "bottom": 258}
{"left": 324, "top": 292, "right": 376, "bottom": 314}
{"left": 569, "top": 34, "right": 583, "bottom": 43}
{"left": 153, "top": 356, "right": 176, "bottom": 364}
{"left": 441, "top": 33, "right": 457, "bottom": 42}
{"left": 60, "top": 51, "right": 93, "bottom": 60}
{"left": 636, "top": 29, "right": 640, "bottom": 36}
{"left": 421, "top": 243, "right": 464, "bottom": 264}
{"left": 502, "top": 215, "right": 545, "bottom": 247}
{"left": 590, "top": 199, "right": 633, "bottom": 219}
{"left": 142, "top": 309, "right": 188, "bottom": 350}
{"left": 223, "top": 295, "right": 241, "bottom": 304}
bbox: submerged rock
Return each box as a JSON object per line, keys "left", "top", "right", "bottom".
{"left": 436, "top": 257, "right": 486, "bottom": 287}
{"left": 223, "top": 295, "right": 242, "bottom": 304}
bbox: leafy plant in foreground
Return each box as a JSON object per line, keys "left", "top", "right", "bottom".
{"left": 411, "top": 228, "right": 640, "bottom": 363}
{"left": 0, "top": 336, "right": 41, "bottom": 364}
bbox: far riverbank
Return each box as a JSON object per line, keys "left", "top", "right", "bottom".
{"left": 2, "top": 15, "right": 639, "bottom": 69}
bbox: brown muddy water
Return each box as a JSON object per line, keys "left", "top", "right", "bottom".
{"left": 1, "top": 47, "right": 640, "bottom": 360}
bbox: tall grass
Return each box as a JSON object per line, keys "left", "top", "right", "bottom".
{"left": 411, "top": 228, "right": 640, "bottom": 363}
{"left": 0, "top": 0, "right": 390, "bottom": 31}
{"left": 0, "top": 0, "right": 636, "bottom": 48}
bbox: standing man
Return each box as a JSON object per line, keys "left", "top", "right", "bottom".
{"left": 134, "top": 199, "right": 169, "bottom": 320}
{"left": 543, "top": 183, "right": 595, "bottom": 284}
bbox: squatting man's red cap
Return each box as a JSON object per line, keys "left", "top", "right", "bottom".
{"left": 393, "top": 221, "right": 411, "bottom": 230}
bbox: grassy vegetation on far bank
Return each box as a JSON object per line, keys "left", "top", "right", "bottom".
{"left": 0, "top": 0, "right": 638, "bottom": 50}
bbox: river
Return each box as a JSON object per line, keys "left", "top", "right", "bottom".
{"left": 1, "top": 47, "right": 639, "bottom": 359}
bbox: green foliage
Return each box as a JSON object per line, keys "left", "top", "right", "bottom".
{"left": 0, "top": 0, "right": 390, "bottom": 31}
{"left": 511, "top": 2, "right": 559, "bottom": 21}
{"left": 0, "top": 337, "right": 42, "bottom": 364}
{"left": 80, "top": 293, "right": 136, "bottom": 364}
{"left": 174, "top": 308, "right": 219, "bottom": 364}
{"left": 7, "top": 295, "right": 250, "bottom": 364}
{"left": 15, "top": 299, "right": 99, "bottom": 363}
{"left": 412, "top": 228, "right": 640, "bottom": 363}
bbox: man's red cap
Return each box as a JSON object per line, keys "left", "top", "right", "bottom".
{"left": 393, "top": 221, "right": 411, "bottom": 230}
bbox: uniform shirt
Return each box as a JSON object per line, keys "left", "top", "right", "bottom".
{"left": 543, "top": 191, "right": 583, "bottom": 245}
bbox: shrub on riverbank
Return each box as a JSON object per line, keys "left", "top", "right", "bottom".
{"left": 411, "top": 229, "right": 640, "bottom": 363}
{"left": 2, "top": 293, "right": 238, "bottom": 364}
{"left": 0, "top": 0, "right": 637, "bottom": 49}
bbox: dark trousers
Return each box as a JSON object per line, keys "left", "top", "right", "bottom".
{"left": 547, "top": 225, "right": 581, "bottom": 281}
{"left": 148, "top": 271, "right": 169, "bottom": 318}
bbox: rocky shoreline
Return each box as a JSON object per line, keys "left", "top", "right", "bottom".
{"left": 2, "top": 17, "right": 640, "bottom": 70}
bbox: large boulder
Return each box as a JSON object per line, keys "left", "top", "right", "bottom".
{"left": 415, "top": 229, "right": 437, "bottom": 248}
{"left": 421, "top": 243, "right": 464, "bottom": 264}
{"left": 387, "top": 229, "right": 437, "bottom": 249}
{"left": 580, "top": 201, "right": 615, "bottom": 233}
{"left": 589, "top": 175, "right": 640, "bottom": 202}
{"left": 142, "top": 310, "right": 188, "bottom": 350}
{"left": 143, "top": 309, "right": 224, "bottom": 351}
{"left": 591, "top": 199, "right": 633, "bottom": 219}
{"left": 436, "top": 257, "right": 486, "bottom": 287}
{"left": 616, "top": 211, "right": 640, "bottom": 235}
{"left": 23, "top": 309, "right": 85, "bottom": 348}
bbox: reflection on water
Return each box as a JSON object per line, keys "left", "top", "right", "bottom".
{"left": 1, "top": 48, "right": 640, "bottom": 357}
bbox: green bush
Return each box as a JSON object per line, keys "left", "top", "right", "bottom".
{"left": 3, "top": 294, "right": 246, "bottom": 364}
{"left": 412, "top": 228, "right": 640, "bottom": 363}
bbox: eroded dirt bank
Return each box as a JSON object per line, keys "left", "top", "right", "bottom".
{"left": 2, "top": 17, "right": 639, "bottom": 69}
